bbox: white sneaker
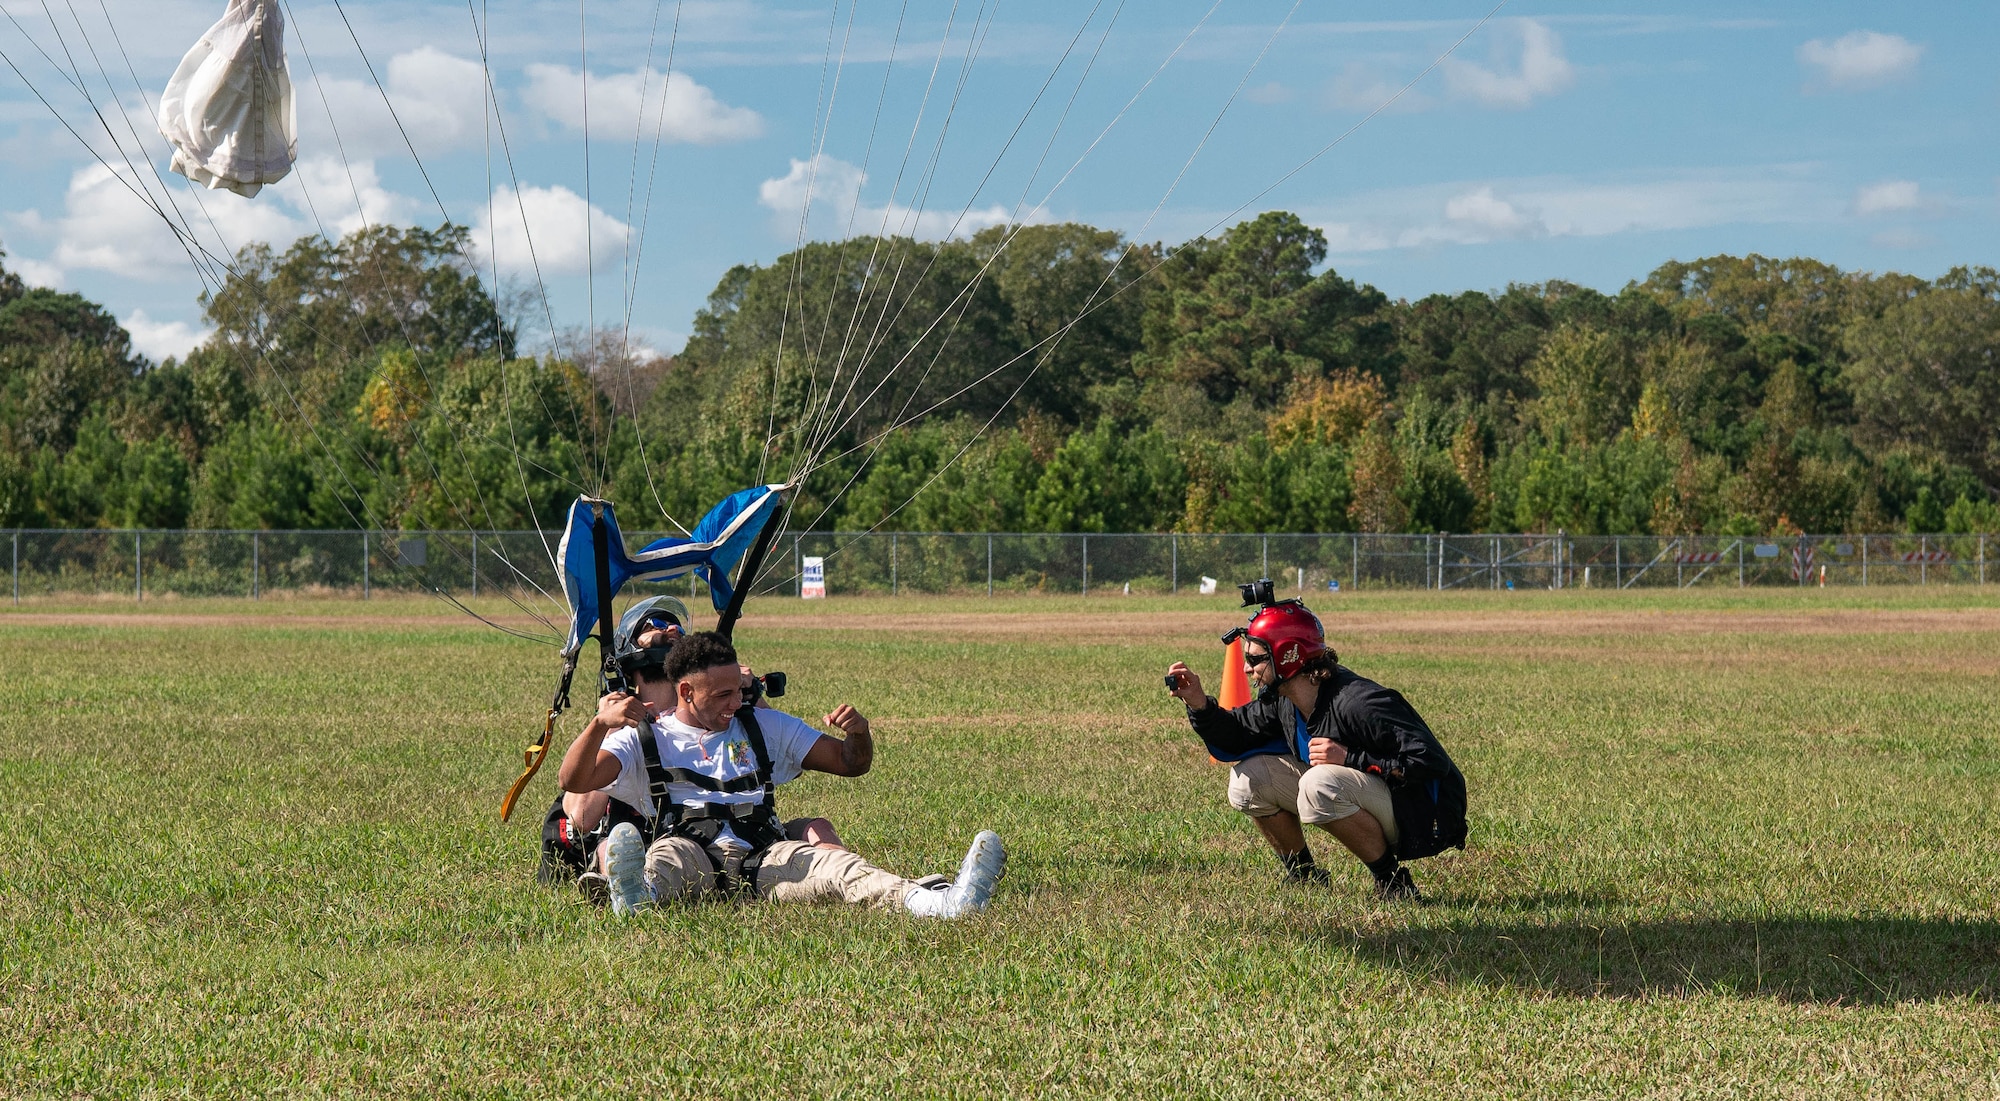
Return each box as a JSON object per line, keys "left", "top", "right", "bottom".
{"left": 905, "top": 831, "right": 1006, "bottom": 919}
{"left": 603, "top": 823, "right": 653, "bottom": 917}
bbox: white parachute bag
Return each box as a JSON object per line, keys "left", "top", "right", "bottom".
{"left": 159, "top": 0, "right": 297, "bottom": 198}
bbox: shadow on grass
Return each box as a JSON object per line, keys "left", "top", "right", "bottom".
{"left": 1322, "top": 914, "right": 1999, "bottom": 1003}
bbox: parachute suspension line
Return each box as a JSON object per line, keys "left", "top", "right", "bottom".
{"left": 759, "top": 0, "right": 859, "bottom": 489}
{"left": 836, "top": 0, "right": 1303, "bottom": 537}
{"left": 790, "top": 0, "right": 993, "bottom": 486}
{"left": 468, "top": 0, "right": 565, "bottom": 573}
{"left": 3, "top": 6, "right": 223, "bottom": 291}
{"left": 796, "top": 0, "right": 1113, "bottom": 501}
{"left": 808, "top": 0, "right": 1504, "bottom": 496}
{"left": 792, "top": 0, "right": 1143, "bottom": 489}
{"left": 57, "top": 0, "right": 226, "bottom": 290}
{"left": 327, "top": 0, "right": 600, "bottom": 514}
{"left": 783, "top": 0, "right": 924, "bottom": 494}
{"left": 459, "top": 0, "right": 582, "bottom": 575}
{"left": 326, "top": 0, "right": 450, "bottom": 225}
{"left": 284, "top": 3, "right": 568, "bottom": 576}
{"left": 798, "top": 0, "right": 910, "bottom": 405}
{"left": 796, "top": 0, "right": 1223, "bottom": 483}
{"left": 576, "top": 0, "right": 604, "bottom": 495}
{"left": 611, "top": 0, "right": 692, "bottom": 536}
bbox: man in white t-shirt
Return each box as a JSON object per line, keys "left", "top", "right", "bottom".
{"left": 557, "top": 630, "right": 1006, "bottom": 918}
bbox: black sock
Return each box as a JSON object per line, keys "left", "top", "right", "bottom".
{"left": 1279, "top": 848, "right": 1326, "bottom": 883}
{"left": 1365, "top": 852, "right": 1401, "bottom": 885}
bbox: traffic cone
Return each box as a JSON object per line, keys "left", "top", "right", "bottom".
{"left": 1217, "top": 637, "right": 1254, "bottom": 710}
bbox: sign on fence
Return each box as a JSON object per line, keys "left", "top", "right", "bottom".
{"left": 801, "top": 556, "right": 826, "bottom": 599}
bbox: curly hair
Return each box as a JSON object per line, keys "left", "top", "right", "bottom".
{"left": 655, "top": 630, "right": 738, "bottom": 685}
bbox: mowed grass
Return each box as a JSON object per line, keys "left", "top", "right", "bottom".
{"left": 3, "top": 589, "right": 1997, "bottom": 1098}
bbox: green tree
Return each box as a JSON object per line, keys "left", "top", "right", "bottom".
{"left": 1135, "top": 211, "right": 1389, "bottom": 410}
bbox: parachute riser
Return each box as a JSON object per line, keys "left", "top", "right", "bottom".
{"left": 715, "top": 495, "right": 787, "bottom": 642}
{"left": 592, "top": 502, "right": 621, "bottom": 695}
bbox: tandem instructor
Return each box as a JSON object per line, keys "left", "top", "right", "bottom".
{"left": 1166, "top": 583, "right": 1467, "bottom": 899}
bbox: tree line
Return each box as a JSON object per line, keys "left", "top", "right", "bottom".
{"left": 2, "top": 212, "right": 1997, "bottom": 536}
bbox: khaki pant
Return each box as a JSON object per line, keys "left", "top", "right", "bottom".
{"left": 642, "top": 837, "right": 915, "bottom": 909}
{"left": 1226, "top": 754, "right": 1399, "bottom": 846}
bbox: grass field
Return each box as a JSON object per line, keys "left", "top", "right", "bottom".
{"left": 4, "top": 588, "right": 1998, "bottom": 1097}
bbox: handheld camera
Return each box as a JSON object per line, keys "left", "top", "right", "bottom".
{"left": 743, "top": 670, "right": 787, "bottom": 705}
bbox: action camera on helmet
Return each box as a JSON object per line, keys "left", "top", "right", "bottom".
{"left": 1239, "top": 578, "right": 1277, "bottom": 607}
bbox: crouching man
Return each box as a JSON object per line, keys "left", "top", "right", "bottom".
{"left": 1166, "top": 596, "right": 1467, "bottom": 900}
{"left": 559, "top": 630, "right": 1005, "bottom": 918}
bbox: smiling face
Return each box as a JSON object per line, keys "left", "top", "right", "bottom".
{"left": 676, "top": 662, "right": 744, "bottom": 732}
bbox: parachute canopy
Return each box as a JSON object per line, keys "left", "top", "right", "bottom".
{"left": 160, "top": 0, "right": 297, "bottom": 197}
{"left": 557, "top": 485, "right": 786, "bottom": 658}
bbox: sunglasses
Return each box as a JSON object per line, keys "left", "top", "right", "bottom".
{"left": 1244, "top": 651, "right": 1272, "bottom": 668}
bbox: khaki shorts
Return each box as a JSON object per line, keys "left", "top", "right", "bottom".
{"left": 1226, "top": 754, "right": 1399, "bottom": 845}
{"left": 641, "top": 837, "right": 914, "bottom": 909}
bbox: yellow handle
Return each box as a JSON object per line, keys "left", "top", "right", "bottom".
{"left": 499, "top": 707, "right": 560, "bottom": 822}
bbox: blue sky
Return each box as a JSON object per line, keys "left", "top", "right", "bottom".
{"left": 1, "top": 1, "right": 1994, "bottom": 362}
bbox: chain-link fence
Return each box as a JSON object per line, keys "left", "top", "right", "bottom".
{"left": 4, "top": 529, "right": 1992, "bottom": 603}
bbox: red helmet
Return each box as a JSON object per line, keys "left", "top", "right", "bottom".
{"left": 1243, "top": 601, "right": 1327, "bottom": 680}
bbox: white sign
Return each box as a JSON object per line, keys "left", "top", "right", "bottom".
{"left": 801, "top": 556, "right": 826, "bottom": 599}
{"left": 1199, "top": 576, "right": 1218, "bottom": 595}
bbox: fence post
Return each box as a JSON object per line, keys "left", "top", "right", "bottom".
{"left": 1261, "top": 535, "right": 1268, "bottom": 579}
{"left": 1737, "top": 539, "right": 1744, "bottom": 587}
{"left": 1081, "top": 534, "right": 1089, "bottom": 596}
{"left": 470, "top": 532, "right": 478, "bottom": 598}
{"left": 1170, "top": 532, "right": 1178, "bottom": 594}
{"left": 1351, "top": 533, "right": 1359, "bottom": 591}
{"left": 363, "top": 532, "right": 370, "bottom": 600}
{"left": 891, "top": 533, "right": 898, "bottom": 597}
{"left": 987, "top": 535, "right": 994, "bottom": 597}
{"left": 1980, "top": 533, "right": 1987, "bottom": 585}
{"left": 1862, "top": 536, "right": 1868, "bottom": 586}
{"left": 252, "top": 531, "right": 260, "bottom": 599}
{"left": 1614, "top": 537, "right": 1622, "bottom": 590}
{"left": 135, "top": 532, "right": 142, "bottom": 602}
{"left": 1921, "top": 534, "right": 1928, "bottom": 586}
{"left": 10, "top": 530, "right": 17, "bottom": 605}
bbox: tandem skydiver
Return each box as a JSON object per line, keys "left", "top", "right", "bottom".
{"left": 541, "top": 597, "right": 847, "bottom": 896}
{"left": 557, "top": 629, "right": 1006, "bottom": 918}
{"left": 1165, "top": 581, "right": 1468, "bottom": 900}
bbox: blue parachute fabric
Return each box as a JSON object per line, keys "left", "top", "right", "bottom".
{"left": 557, "top": 484, "right": 784, "bottom": 657}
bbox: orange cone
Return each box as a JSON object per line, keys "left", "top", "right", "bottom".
{"left": 1217, "top": 636, "right": 1254, "bottom": 710}
{"left": 1206, "top": 636, "right": 1256, "bottom": 766}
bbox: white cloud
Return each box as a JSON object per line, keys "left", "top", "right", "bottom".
{"left": 121, "top": 309, "right": 210, "bottom": 362}
{"left": 45, "top": 163, "right": 309, "bottom": 282}
{"left": 1853, "top": 179, "right": 1921, "bottom": 215}
{"left": 9, "top": 154, "right": 427, "bottom": 288}
{"left": 1443, "top": 187, "right": 1543, "bottom": 238}
{"left": 1243, "top": 81, "right": 1293, "bottom": 105}
{"left": 1799, "top": 31, "right": 1921, "bottom": 88}
{"left": 1441, "top": 20, "right": 1575, "bottom": 109}
{"left": 1869, "top": 228, "right": 1932, "bottom": 249}
{"left": 521, "top": 65, "right": 764, "bottom": 144}
{"left": 282, "top": 156, "right": 419, "bottom": 235}
{"left": 298, "top": 47, "right": 489, "bottom": 159}
{"left": 8, "top": 254, "right": 63, "bottom": 288}
{"left": 1313, "top": 167, "right": 1833, "bottom": 255}
{"left": 473, "top": 183, "right": 629, "bottom": 275}
{"left": 1325, "top": 63, "right": 1432, "bottom": 113}
{"left": 757, "top": 154, "right": 1012, "bottom": 242}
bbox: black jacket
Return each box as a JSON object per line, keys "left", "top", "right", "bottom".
{"left": 1187, "top": 667, "right": 1468, "bottom": 860}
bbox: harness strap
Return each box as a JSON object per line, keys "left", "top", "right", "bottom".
{"left": 636, "top": 709, "right": 781, "bottom": 841}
